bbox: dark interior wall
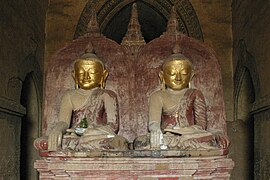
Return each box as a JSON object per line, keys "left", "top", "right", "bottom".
{"left": 229, "top": 68, "right": 255, "bottom": 180}
{"left": 232, "top": 0, "right": 270, "bottom": 179}
{"left": 190, "top": 0, "right": 233, "bottom": 122}
{"left": 232, "top": 0, "right": 270, "bottom": 96}
{"left": 0, "top": 1, "right": 48, "bottom": 179}
{"left": 0, "top": 0, "right": 47, "bottom": 101}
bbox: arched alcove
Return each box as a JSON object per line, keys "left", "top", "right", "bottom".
{"left": 19, "top": 53, "right": 43, "bottom": 180}
{"left": 236, "top": 69, "right": 255, "bottom": 121}
{"left": 74, "top": 0, "right": 203, "bottom": 42}
{"left": 229, "top": 40, "right": 260, "bottom": 180}
{"left": 20, "top": 71, "right": 42, "bottom": 180}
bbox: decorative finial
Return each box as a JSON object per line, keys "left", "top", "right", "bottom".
{"left": 121, "top": 3, "right": 146, "bottom": 46}
{"left": 165, "top": 6, "right": 179, "bottom": 34}
{"left": 84, "top": 10, "right": 101, "bottom": 37}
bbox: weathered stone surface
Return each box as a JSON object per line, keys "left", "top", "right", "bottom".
{"left": 38, "top": 149, "right": 227, "bottom": 158}
{"left": 0, "top": 114, "right": 22, "bottom": 179}
{"left": 227, "top": 120, "right": 254, "bottom": 180}
{"left": 35, "top": 156, "right": 234, "bottom": 179}
{"left": 254, "top": 109, "right": 270, "bottom": 180}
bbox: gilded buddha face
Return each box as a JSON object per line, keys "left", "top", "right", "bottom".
{"left": 73, "top": 60, "right": 108, "bottom": 90}
{"left": 160, "top": 59, "right": 193, "bottom": 91}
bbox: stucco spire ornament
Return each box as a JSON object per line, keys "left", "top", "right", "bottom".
{"left": 164, "top": 6, "right": 183, "bottom": 36}
{"left": 121, "top": 3, "right": 145, "bottom": 46}
{"left": 84, "top": 10, "right": 101, "bottom": 37}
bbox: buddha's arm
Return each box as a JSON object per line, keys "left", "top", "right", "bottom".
{"left": 193, "top": 90, "right": 207, "bottom": 129}
{"left": 48, "top": 92, "right": 72, "bottom": 151}
{"left": 104, "top": 91, "right": 119, "bottom": 133}
{"left": 149, "top": 92, "right": 163, "bottom": 131}
{"left": 149, "top": 92, "right": 164, "bottom": 149}
{"left": 58, "top": 92, "right": 73, "bottom": 126}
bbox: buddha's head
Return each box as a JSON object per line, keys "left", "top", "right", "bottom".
{"left": 160, "top": 53, "right": 193, "bottom": 91}
{"left": 72, "top": 52, "right": 108, "bottom": 90}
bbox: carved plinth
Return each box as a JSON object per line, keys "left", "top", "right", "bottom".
{"left": 35, "top": 153, "right": 234, "bottom": 180}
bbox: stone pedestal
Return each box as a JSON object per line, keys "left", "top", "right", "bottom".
{"left": 35, "top": 151, "right": 234, "bottom": 180}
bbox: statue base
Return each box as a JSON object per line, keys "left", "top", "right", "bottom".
{"left": 35, "top": 150, "right": 234, "bottom": 179}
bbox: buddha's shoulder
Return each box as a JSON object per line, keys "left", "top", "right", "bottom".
{"left": 150, "top": 88, "right": 202, "bottom": 97}
{"left": 185, "top": 88, "right": 203, "bottom": 94}
{"left": 62, "top": 89, "right": 76, "bottom": 96}
{"left": 150, "top": 90, "right": 163, "bottom": 98}
{"left": 184, "top": 88, "right": 204, "bottom": 98}
{"left": 94, "top": 88, "right": 117, "bottom": 98}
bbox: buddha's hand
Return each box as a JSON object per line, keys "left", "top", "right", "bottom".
{"left": 47, "top": 121, "right": 68, "bottom": 151}
{"left": 150, "top": 129, "right": 162, "bottom": 149}
{"left": 48, "top": 130, "right": 62, "bottom": 151}
{"left": 215, "top": 133, "right": 230, "bottom": 149}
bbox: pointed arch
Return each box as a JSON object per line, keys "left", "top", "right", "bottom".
{"left": 74, "top": 0, "right": 203, "bottom": 42}
{"left": 234, "top": 40, "right": 260, "bottom": 120}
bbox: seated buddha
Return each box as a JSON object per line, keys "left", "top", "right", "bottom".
{"left": 134, "top": 52, "right": 229, "bottom": 150}
{"left": 36, "top": 50, "right": 128, "bottom": 151}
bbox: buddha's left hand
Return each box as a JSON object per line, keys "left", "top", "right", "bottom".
{"left": 215, "top": 134, "right": 230, "bottom": 149}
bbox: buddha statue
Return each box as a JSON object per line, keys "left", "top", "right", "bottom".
{"left": 39, "top": 50, "right": 128, "bottom": 151}
{"left": 134, "top": 52, "right": 229, "bottom": 150}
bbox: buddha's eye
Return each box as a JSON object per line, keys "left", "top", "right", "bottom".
{"left": 77, "top": 70, "right": 85, "bottom": 76}
{"left": 166, "top": 69, "right": 176, "bottom": 76}
{"left": 77, "top": 67, "right": 85, "bottom": 73}
{"left": 88, "top": 69, "right": 99, "bottom": 74}
{"left": 181, "top": 70, "right": 189, "bottom": 75}
{"left": 181, "top": 72, "right": 188, "bottom": 75}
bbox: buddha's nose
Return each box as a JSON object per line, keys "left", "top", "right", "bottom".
{"left": 84, "top": 72, "right": 90, "bottom": 79}
{"left": 175, "top": 72, "right": 182, "bottom": 81}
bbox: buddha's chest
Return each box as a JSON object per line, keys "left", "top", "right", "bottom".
{"left": 70, "top": 92, "right": 103, "bottom": 110}
{"left": 162, "top": 92, "right": 185, "bottom": 113}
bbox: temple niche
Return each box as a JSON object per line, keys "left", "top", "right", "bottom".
{"left": 35, "top": 4, "right": 234, "bottom": 179}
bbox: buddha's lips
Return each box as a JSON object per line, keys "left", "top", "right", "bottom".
{"left": 82, "top": 80, "right": 92, "bottom": 83}
{"left": 174, "top": 81, "right": 183, "bottom": 85}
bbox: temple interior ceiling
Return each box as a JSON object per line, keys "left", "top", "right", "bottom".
{"left": 74, "top": 0, "right": 203, "bottom": 43}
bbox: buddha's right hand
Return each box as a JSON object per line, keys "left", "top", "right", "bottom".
{"left": 48, "top": 130, "right": 62, "bottom": 151}
{"left": 150, "top": 129, "right": 162, "bottom": 149}
{"left": 47, "top": 121, "right": 68, "bottom": 151}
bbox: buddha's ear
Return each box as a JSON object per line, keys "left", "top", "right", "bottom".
{"left": 72, "top": 70, "right": 79, "bottom": 89}
{"left": 100, "top": 70, "right": 109, "bottom": 89}
{"left": 159, "top": 71, "right": 166, "bottom": 91}
{"left": 190, "top": 71, "right": 195, "bottom": 81}
{"left": 103, "top": 69, "right": 109, "bottom": 80}
{"left": 188, "top": 71, "right": 195, "bottom": 88}
{"left": 159, "top": 71, "right": 164, "bottom": 81}
{"left": 72, "top": 70, "right": 75, "bottom": 80}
